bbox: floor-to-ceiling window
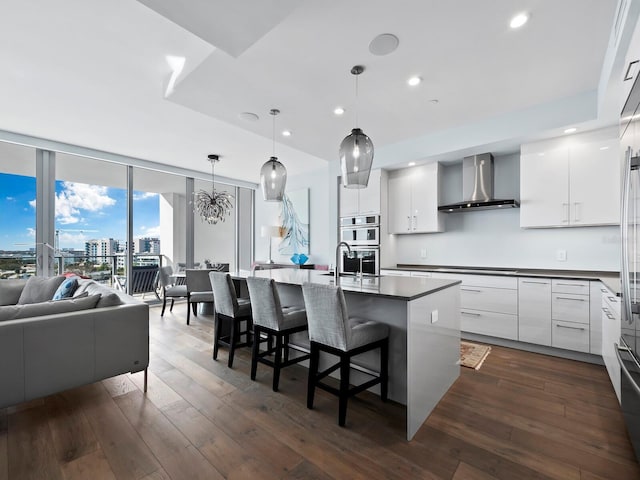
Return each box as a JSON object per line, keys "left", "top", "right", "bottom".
{"left": 0, "top": 142, "right": 36, "bottom": 278}
{"left": 55, "top": 152, "right": 126, "bottom": 283}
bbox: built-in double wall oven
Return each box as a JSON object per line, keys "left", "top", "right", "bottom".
{"left": 339, "top": 215, "right": 380, "bottom": 276}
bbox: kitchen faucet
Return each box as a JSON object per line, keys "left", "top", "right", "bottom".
{"left": 335, "top": 241, "right": 351, "bottom": 285}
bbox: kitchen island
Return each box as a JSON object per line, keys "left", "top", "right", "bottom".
{"left": 231, "top": 268, "right": 461, "bottom": 440}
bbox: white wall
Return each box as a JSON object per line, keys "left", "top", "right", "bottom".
{"left": 388, "top": 154, "right": 620, "bottom": 271}
{"left": 254, "top": 164, "right": 334, "bottom": 267}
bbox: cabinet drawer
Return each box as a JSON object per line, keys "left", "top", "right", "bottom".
{"left": 461, "top": 309, "right": 518, "bottom": 340}
{"left": 552, "top": 320, "right": 590, "bottom": 353}
{"left": 461, "top": 286, "right": 517, "bottom": 314}
{"left": 552, "top": 293, "right": 589, "bottom": 324}
{"left": 518, "top": 278, "right": 551, "bottom": 346}
{"left": 462, "top": 274, "right": 518, "bottom": 289}
{"left": 602, "top": 291, "right": 621, "bottom": 318}
{"left": 552, "top": 279, "right": 590, "bottom": 295}
{"left": 410, "top": 271, "right": 432, "bottom": 278}
{"left": 380, "top": 269, "right": 411, "bottom": 277}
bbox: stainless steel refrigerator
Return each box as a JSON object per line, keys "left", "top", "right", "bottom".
{"left": 620, "top": 74, "right": 640, "bottom": 461}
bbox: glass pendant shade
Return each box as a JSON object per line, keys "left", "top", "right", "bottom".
{"left": 339, "top": 128, "right": 374, "bottom": 189}
{"left": 260, "top": 156, "right": 287, "bottom": 201}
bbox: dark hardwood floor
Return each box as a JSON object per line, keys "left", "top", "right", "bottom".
{"left": 1, "top": 302, "right": 639, "bottom": 479}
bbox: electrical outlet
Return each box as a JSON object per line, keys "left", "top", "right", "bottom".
{"left": 556, "top": 249, "right": 567, "bottom": 262}
{"left": 420, "top": 248, "right": 428, "bottom": 259}
{"left": 431, "top": 310, "right": 439, "bottom": 323}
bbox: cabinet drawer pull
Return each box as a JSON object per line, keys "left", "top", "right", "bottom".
{"left": 555, "top": 282, "right": 586, "bottom": 287}
{"left": 625, "top": 60, "right": 639, "bottom": 81}
{"left": 461, "top": 288, "right": 482, "bottom": 293}
{"left": 602, "top": 307, "right": 610, "bottom": 313}
{"left": 608, "top": 296, "right": 618, "bottom": 303}
{"left": 606, "top": 313, "right": 615, "bottom": 320}
{"left": 522, "top": 280, "right": 548, "bottom": 285}
{"left": 461, "top": 311, "right": 481, "bottom": 317}
{"left": 555, "top": 296, "right": 587, "bottom": 301}
{"left": 556, "top": 324, "right": 586, "bottom": 331}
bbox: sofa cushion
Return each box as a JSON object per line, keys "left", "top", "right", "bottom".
{"left": 17, "top": 276, "right": 66, "bottom": 305}
{"left": 0, "top": 279, "right": 27, "bottom": 306}
{"left": 0, "top": 294, "right": 101, "bottom": 321}
{"left": 52, "top": 276, "right": 79, "bottom": 301}
{"left": 77, "top": 281, "right": 123, "bottom": 308}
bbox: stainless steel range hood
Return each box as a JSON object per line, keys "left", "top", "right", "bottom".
{"left": 438, "top": 153, "right": 519, "bottom": 212}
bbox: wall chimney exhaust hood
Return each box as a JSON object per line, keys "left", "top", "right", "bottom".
{"left": 438, "top": 153, "right": 519, "bottom": 212}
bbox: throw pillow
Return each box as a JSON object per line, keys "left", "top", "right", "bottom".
{"left": 17, "top": 276, "right": 66, "bottom": 305}
{"left": 0, "top": 294, "right": 101, "bottom": 322}
{"left": 96, "top": 292, "right": 123, "bottom": 308}
{"left": 0, "top": 279, "right": 28, "bottom": 306}
{"left": 52, "top": 276, "right": 79, "bottom": 301}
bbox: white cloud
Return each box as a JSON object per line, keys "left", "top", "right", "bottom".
{"left": 6, "top": 196, "right": 15, "bottom": 201}
{"left": 133, "top": 192, "right": 158, "bottom": 201}
{"left": 26, "top": 228, "right": 35, "bottom": 237}
{"left": 136, "top": 225, "right": 160, "bottom": 238}
{"left": 29, "top": 199, "right": 36, "bottom": 209}
{"left": 57, "top": 231, "right": 88, "bottom": 249}
{"left": 56, "top": 182, "right": 116, "bottom": 224}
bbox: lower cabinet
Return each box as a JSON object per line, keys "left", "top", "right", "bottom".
{"left": 602, "top": 286, "right": 621, "bottom": 403}
{"left": 552, "top": 320, "right": 590, "bottom": 353}
{"left": 461, "top": 309, "right": 518, "bottom": 340}
{"left": 551, "top": 280, "right": 590, "bottom": 353}
{"left": 518, "top": 278, "right": 551, "bottom": 346}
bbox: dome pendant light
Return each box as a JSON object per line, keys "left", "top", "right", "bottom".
{"left": 260, "top": 108, "right": 287, "bottom": 201}
{"left": 339, "top": 65, "right": 374, "bottom": 189}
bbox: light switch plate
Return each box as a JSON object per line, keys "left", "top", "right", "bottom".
{"left": 431, "top": 310, "right": 438, "bottom": 323}
{"left": 420, "top": 248, "right": 428, "bottom": 259}
{"left": 556, "top": 249, "right": 567, "bottom": 262}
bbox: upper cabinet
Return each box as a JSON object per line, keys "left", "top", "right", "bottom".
{"left": 520, "top": 129, "right": 620, "bottom": 228}
{"left": 339, "top": 169, "right": 381, "bottom": 217}
{"left": 388, "top": 163, "right": 443, "bottom": 234}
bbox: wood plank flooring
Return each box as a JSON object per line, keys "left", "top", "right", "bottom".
{"left": 1, "top": 302, "right": 639, "bottom": 479}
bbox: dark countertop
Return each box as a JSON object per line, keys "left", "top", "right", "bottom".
{"left": 230, "top": 269, "right": 460, "bottom": 301}
{"left": 382, "top": 264, "right": 621, "bottom": 295}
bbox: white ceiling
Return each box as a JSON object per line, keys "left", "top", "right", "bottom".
{"left": 0, "top": 0, "right": 620, "bottom": 183}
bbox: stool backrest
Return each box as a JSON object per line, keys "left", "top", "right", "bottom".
{"left": 158, "top": 266, "right": 173, "bottom": 289}
{"left": 186, "top": 269, "right": 213, "bottom": 294}
{"left": 209, "top": 272, "right": 239, "bottom": 317}
{"left": 301, "top": 283, "right": 349, "bottom": 351}
{"left": 246, "top": 277, "right": 283, "bottom": 330}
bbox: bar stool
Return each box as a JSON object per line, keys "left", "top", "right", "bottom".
{"left": 246, "top": 277, "right": 310, "bottom": 392}
{"left": 301, "top": 282, "right": 389, "bottom": 427}
{"left": 209, "top": 272, "right": 253, "bottom": 368}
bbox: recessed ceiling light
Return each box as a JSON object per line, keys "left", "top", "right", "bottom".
{"left": 430, "top": 99, "right": 439, "bottom": 104}
{"left": 369, "top": 33, "right": 400, "bottom": 56}
{"left": 538, "top": 153, "right": 545, "bottom": 156}
{"left": 238, "top": 112, "right": 259, "bottom": 122}
{"left": 600, "top": 146, "right": 610, "bottom": 150}
{"left": 334, "top": 107, "right": 345, "bottom": 116}
{"left": 282, "top": 130, "right": 291, "bottom": 137}
{"left": 564, "top": 127, "right": 577, "bottom": 134}
{"left": 408, "top": 162, "right": 416, "bottom": 166}
{"left": 510, "top": 13, "right": 529, "bottom": 29}
{"left": 408, "top": 76, "right": 422, "bottom": 86}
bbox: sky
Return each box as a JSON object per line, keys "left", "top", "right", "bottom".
{"left": 0, "top": 172, "right": 159, "bottom": 251}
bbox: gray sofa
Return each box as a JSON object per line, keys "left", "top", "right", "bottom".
{"left": 0, "top": 277, "right": 149, "bottom": 408}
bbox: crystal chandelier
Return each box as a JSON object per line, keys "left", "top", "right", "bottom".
{"left": 195, "top": 154, "right": 234, "bottom": 224}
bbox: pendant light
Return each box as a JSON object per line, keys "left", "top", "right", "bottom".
{"left": 195, "top": 154, "right": 234, "bottom": 224}
{"left": 339, "top": 65, "right": 374, "bottom": 189}
{"left": 260, "top": 108, "right": 287, "bottom": 201}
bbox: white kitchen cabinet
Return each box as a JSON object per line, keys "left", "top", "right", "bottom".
{"left": 410, "top": 271, "right": 432, "bottom": 278}
{"left": 518, "top": 278, "right": 551, "bottom": 346}
{"left": 461, "top": 309, "right": 518, "bottom": 340}
{"left": 339, "top": 169, "right": 382, "bottom": 217}
{"left": 520, "top": 129, "right": 620, "bottom": 228}
{"left": 601, "top": 285, "right": 621, "bottom": 403}
{"left": 589, "top": 282, "right": 603, "bottom": 355}
{"left": 551, "top": 279, "right": 590, "bottom": 352}
{"left": 388, "top": 163, "right": 443, "bottom": 234}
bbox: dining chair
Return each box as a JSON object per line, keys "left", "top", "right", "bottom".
{"left": 246, "top": 276, "right": 310, "bottom": 391}
{"left": 185, "top": 269, "right": 214, "bottom": 325}
{"left": 158, "top": 266, "right": 188, "bottom": 316}
{"left": 301, "top": 282, "right": 389, "bottom": 427}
